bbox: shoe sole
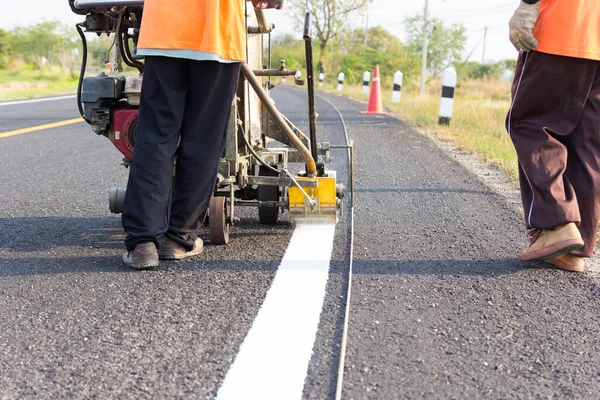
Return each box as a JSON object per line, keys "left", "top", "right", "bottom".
{"left": 545, "top": 258, "right": 584, "bottom": 272}
{"left": 128, "top": 260, "right": 160, "bottom": 270}
{"left": 122, "top": 254, "right": 159, "bottom": 269}
{"left": 518, "top": 239, "right": 584, "bottom": 262}
{"left": 158, "top": 248, "right": 203, "bottom": 261}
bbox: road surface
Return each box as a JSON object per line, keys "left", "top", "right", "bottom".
{"left": 1, "top": 87, "right": 599, "bottom": 399}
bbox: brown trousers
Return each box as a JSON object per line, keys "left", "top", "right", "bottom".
{"left": 507, "top": 51, "right": 600, "bottom": 257}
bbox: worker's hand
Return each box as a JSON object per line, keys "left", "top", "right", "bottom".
{"left": 252, "top": 0, "right": 283, "bottom": 9}
{"left": 509, "top": 1, "right": 539, "bottom": 52}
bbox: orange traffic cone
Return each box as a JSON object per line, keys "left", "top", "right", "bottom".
{"left": 362, "top": 65, "right": 388, "bottom": 115}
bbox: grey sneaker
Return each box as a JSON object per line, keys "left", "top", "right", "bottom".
{"left": 159, "top": 238, "right": 204, "bottom": 261}
{"left": 122, "top": 242, "right": 159, "bottom": 269}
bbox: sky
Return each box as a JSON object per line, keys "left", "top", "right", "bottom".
{"left": 0, "top": 0, "right": 519, "bottom": 63}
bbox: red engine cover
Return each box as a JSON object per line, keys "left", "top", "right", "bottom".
{"left": 111, "top": 109, "right": 138, "bottom": 161}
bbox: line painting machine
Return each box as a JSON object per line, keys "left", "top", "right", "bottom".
{"left": 69, "top": 0, "right": 353, "bottom": 244}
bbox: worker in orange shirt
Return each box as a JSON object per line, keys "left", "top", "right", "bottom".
{"left": 122, "top": 0, "right": 283, "bottom": 269}
{"left": 507, "top": 0, "right": 600, "bottom": 272}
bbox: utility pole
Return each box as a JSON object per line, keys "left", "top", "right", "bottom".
{"left": 420, "top": 0, "right": 429, "bottom": 95}
{"left": 482, "top": 26, "right": 488, "bottom": 64}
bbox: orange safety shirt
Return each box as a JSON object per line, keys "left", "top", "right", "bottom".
{"left": 533, "top": 0, "right": 600, "bottom": 61}
{"left": 137, "top": 0, "right": 246, "bottom": 62}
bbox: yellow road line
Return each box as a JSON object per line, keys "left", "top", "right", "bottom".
{"left": 0, "top": 117, "right": 85, "bottom": 139}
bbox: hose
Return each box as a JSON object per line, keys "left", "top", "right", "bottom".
{"left": 119, "top": 32, "right": 144, "bottom": 73}
{"left": 75, "top": 23, "right": 90, "bottom": 123}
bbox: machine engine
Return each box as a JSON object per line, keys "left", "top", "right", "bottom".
{"left": 81, "top": 73, "right": 143, "bottom": 162}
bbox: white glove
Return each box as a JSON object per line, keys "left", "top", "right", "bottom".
{"left": 509, "top": 1, "right": 539, "bottom": 52}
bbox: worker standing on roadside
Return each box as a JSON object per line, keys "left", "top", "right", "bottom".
{"left": 507, "top": 0, "right": 600, "bottom": 272}
{"left": 122, "top": 0, "right": 284, "bottom": 269}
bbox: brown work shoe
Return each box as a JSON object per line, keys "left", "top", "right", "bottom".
{"left": 518, "top": 222, "right": 584, "bottom": 262}
{"left": 159, "top": 238, "right": 203, "bottom": 261}
{"left": 122, "top": 242, "right": 159, "bottom": 269}
{"left": 546, "top": 253, "right": 585, "bottom": 272}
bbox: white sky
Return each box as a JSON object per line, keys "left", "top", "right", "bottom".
{"left": 0, "top": 0, "right": 518, "bottom": 62}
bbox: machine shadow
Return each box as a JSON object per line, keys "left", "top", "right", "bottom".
{"left": 0, "top": 216, "right": 292, "bottom": 277}
{"left": 0, "top": 216, "right": 294, "bottom": 251}
{"left": 0, "top": 216, "right": 124, "bottom": 252}
{"left": 0, "top": 256, "right": 282, "bottom": 277}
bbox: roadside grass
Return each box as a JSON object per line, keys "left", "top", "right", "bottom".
{"left": 318, "top": 79, "right": 518, "bottom": 183}
{"left": 0, "top": 66, "right": 78, "bottom": 101}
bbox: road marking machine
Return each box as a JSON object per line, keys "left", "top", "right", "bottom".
{"left": 69, "top": 0, "right": 352, "bottom": 244}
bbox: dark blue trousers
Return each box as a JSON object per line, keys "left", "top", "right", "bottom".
{"left": 122, "top": 56, "right": 240, "bottom": 251}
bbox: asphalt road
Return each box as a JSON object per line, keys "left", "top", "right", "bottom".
{"left": 1, "top": 87, "right": 599, "bottom": 399}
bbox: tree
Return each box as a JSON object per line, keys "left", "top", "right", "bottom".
{"left": 335, "top": 26, "right": 420, "bottom": 86}
{"left": 0, "top": 29, "right": 11, "bottom": 68}
{"left": 459, "top": 61, "right": 503, "bottom": 80}
{"left": 10, "top": 21, "right": 75, "bottom": 70}
{"left": 405, "top": 14, "right": 466, "bottom": 78}
{"left": 269, "top": 34, "right": 308, "bottom": 70}
{"left": 286, "top": 0, "right": 370, "bottom": 72}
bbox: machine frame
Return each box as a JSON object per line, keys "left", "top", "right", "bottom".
{"left": 70, "top": 0, "right": 343, "bottom": 244}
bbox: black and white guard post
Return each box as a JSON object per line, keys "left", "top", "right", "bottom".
{"left": 392, "top": 70, "right": 403, "bottom": 104}
{"left": 337, "top": 72, "right": 345, "bottom": 92}
{"left": 362, "top": 71, "right": 371, "bottom": 95}
{"left": 438, "top": 67, "right": 457, "bottom": 125}
{"left": 318, "top": 72, "right": 324, "bottom": 88}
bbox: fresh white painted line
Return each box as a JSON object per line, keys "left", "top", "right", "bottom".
{"left": 217, "top": 223, "right": 336, "bottom": 400}
{"left": 0, "top": 95, "right": 76, "bottom": 107}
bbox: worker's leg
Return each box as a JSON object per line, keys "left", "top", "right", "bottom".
{"left": 565, "top": 61, "right": 600, "bottom": 257}
{"left": 167, "top": 61, "right": 241, "bottom": 250}
{"left": 122, "top": 56, "right": 186, "bottom": 251}
{"left": 507, "top": 52, "right": 596, "bottom": 231}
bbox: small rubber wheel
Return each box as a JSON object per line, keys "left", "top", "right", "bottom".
{"left": 258, "top": 166, "right": 280, "bottom": 224}
{"left": 108, "top": 187, "right": 127, "bottom": 214}
{"left": 209, "top": 196, "right": 230, "bottom": 245}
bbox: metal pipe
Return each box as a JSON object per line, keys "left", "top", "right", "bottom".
{"left": 252, "top": 69, "right": 299, "bottom": 77}
{"left": 241, "top": 63, "right": 317, "bottom": 177}
{"left": 254, "top": 9, "right": 273, "bottom": 33}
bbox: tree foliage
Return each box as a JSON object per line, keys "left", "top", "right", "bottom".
{"left": 286, "top": 0, "right": 370, "bottom": 71}
{"left": 459, "top": 61, "right": 503, "bottom": 80}
{"left": 404, "top": 14, "right": 467, "bottom": 78}
{"left": 0, "top": 28, "right": 10, "bottom": 68}
{"left": 9, "top": 21, "right": 78, "bottom": 69}
{"left": 334, "top": 27, "right": 420, "bottom": 86}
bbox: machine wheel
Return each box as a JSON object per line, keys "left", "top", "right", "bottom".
{"left": 258, "top": 166, "right": 280, "bottom": 224}
{"left": 109, "top": 187, "right": 127, "bottom": 214}
{"left": 209, "top": 196, "right": 230, "bottom": 245}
